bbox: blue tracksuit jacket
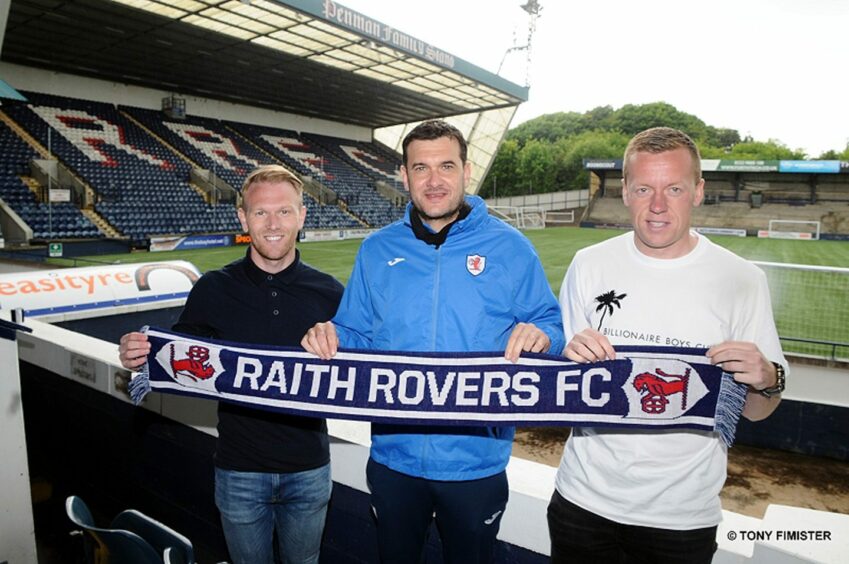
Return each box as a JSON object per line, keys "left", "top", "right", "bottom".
{"left": 334, "top": 195, "right": 564, "bottom": 480}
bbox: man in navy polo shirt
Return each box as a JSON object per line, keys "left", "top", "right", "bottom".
{"left": 119, "top": 165, "right": 343, "bottom": 564}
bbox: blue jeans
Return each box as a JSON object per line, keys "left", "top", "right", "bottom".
{"left": 547, "top": 491, "right": 717, "bottom": 564}
{"left": 214, "top": 464, "right": 332, "bottom": 564}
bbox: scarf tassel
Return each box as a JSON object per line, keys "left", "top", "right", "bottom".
{"left": 715, "top": 373, "right": 749, "bottom": 447}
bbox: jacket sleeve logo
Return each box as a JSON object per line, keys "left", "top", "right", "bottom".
{"left": 466, "top": 254, "right": 486, "bottom": 276}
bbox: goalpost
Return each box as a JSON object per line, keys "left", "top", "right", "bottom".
{"left": 489, "top": 206, "right": 547, "bottom": 230}
{"left": 489, "top": 206, "right": 519, "bottom": 227}
{"left": 545, "top": 210, "right": 575, "bottom": 227}
{"left": 759, "top": 220, "right": 821, "bottom": 240}
{"left": 517, "top": 207, "right": 546, "bottom": 230}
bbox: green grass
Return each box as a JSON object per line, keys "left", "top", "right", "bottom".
{"left": 51, "top": 227, "right": 849, "bottom": 285}
{"left": 48, "top": 239, "right": 364, "bottom": 283}
{"left": 537, "top": 228, "right": 849, "bottom": 291}
{"left": 59, "top": 227, "right": 849, "bottom": 355}
{"left": 534, "top": 229, "right": 849, "bottom": 356}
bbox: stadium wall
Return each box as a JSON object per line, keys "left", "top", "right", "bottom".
{"left": 586, "top": 196, "right": 849, "bottom": 236}
{"left": 0, "top": 62, "right": 371, "bottom": 141}
{"left": 485, "top": 189, "right": 590, "bottom": 211}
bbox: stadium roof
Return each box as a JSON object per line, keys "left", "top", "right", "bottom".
{"left": 2, "top": 0, "right": 528, "bottom": 129}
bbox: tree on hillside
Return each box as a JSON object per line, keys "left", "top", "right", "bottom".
{"left": 818, "top": 143, "right": 849, "bottom": 160}
{"left": 697, "top": 143, "right": 727, "bottom": 159}
{"left": 725, "top": 139, "right": 805, "bottom": 160}
{"left": 508, "top": 111, "right": 587, "bottom": 144}
{"left": 507, "top": 105, "right": 618, "bottom": 144}
{"left": 555, "top": 131, "right": 630, "bottom": 190}
{"left": 482, "top": 130, "right": 628, "bottom": 196}
{"left": 480, "top": 138, "right": 519, "bottom": 198}
{"left": 484, "top": 101, "right": 840, "bottom": 198}
{"left": 481, "top": 138, "right": 559, "bottom": 198}
{"left": 584, "top": 105, "right": 617, "bottom": 129}
{"left": 517, "top": 138, "right": 558, "bottom": 194}
{"left": 506, "top": 102, "right": 744, "bottom": 151}
{"left": 609, "top": 102, "right": 710, "bottom": 140}
{"left": 705, "top": 126, "right": 741, "bottom": 149}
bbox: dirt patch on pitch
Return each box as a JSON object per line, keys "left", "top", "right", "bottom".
{"left": 512, "top": 427, "right": 849, "bottom": 518}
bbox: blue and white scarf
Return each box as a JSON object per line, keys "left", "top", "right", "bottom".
{"left": 129, "top": 327, "right": 748, "bottom": 446}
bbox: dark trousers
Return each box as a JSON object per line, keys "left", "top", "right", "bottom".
{"left": 547, "top": 491, "right": 717, "bottom": 564}
{"left": 366, "top": 458, "right": 508, "bottom": 564}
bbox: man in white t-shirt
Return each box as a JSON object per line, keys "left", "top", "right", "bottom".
{"left": 548, "top": 127, "right": 787, "bottom": 564}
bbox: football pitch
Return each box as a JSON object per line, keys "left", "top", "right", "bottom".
{"left": 64, "top": 226, "right": 849, "bottom": 288}
{"left": 65, "top": 226, "right": 849, "bottom": 357}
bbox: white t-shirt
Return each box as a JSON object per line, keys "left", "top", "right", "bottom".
{"left": 554, "top": 231, "right": 786, "bottom": 530}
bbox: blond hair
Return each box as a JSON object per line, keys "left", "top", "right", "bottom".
{"left": 623, "top": 127, "right": 701, "bottom": 183}
{"left": 240, "top": 165, "right": 303, "bottom": 209}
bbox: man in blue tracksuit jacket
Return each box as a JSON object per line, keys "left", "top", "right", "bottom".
{"left": 303, "top": 120, "right": 564, "bottom": 564}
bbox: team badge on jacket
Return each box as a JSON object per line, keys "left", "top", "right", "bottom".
{"left": 466, "top": 254, "right": 486, "bottom": 276}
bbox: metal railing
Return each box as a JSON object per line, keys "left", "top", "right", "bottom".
{"left": 779, "top": 336, "right": 849, "bottom": 362}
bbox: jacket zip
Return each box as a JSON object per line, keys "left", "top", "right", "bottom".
{"left": 421, "top": 244, "right": 442, "bottom": 473}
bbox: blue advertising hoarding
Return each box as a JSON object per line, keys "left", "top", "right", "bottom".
{"left": 779, "top": 161, "right": 841, "bottom": 174}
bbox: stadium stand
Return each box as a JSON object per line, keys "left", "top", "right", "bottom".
{"left": 0, "top": 82, "right": 421, "bottom": 245}
{"left": 228, "top": 121, "right": 403, "bottom": 227}
{"left": 333, "top": 139, "right": 405, "bottom": 189}
{"left": 122, "top": 106, "right": 405, "bottom": 229}
{"left": 0, "top": 92, "right": 410, "bottom": 241}
{"left": 587, "top": 173, "right": 849, "bottom": 236}
{"left": 0, "top": 116, "right": 101, "bottom": 239}
{"left": 223, "top": 121, "right": 361, "bottom": 229}
{"left": 119, "top": 105, "right": 271, "bottom": 191}
{"left": 3, "top": 93, "right": 242, "bottom": 242}
{"left": 589, "top": 190, "right": 849, "bottom": 235}
{"left": 7, "top": 87, "right": 848, "bottom": 245}
{"left": 304, "top": 132, "right": 407, "bottom": 225}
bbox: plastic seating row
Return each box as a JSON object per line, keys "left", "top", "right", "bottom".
{"left": 4, "top": 92, "right": 403, "bottom": 232}
{"left": 66, "top": 495, "right": 196, "bottom": 564}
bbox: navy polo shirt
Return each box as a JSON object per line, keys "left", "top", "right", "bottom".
{"left": 174, "top": 248, "right": 344, "bottom": 472}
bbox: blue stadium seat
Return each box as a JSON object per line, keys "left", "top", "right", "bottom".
{"left": 65, "top": 495, "right": 162, "bottom": 564}
{"left": 111, "top": 509, "right": 195, "bottom": 564}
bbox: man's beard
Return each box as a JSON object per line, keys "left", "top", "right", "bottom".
{"left": 413, "top": 200, "right": 464, "bottom": 223}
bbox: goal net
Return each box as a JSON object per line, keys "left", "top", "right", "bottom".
{"left": 517, "top": 207, "right": 546, "bottom": 230}
{"left": 753, "top": 261, "right": 849, "bottom": 360}
{"left": 759, "top": 220, "right": 821, "bottom": 240}
{"left": 490, "top": 206, "right": 547, "bottom": 230}
{"left": 489, "top": 206, "right": 519, "bottom": 227}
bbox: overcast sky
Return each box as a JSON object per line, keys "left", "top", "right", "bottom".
{"left": 341, "top": 0, "right": 848, "bottom": 157}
